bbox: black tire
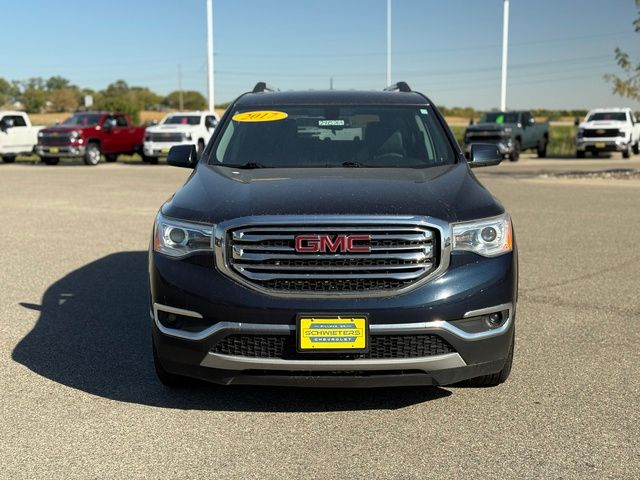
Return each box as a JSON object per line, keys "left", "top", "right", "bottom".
{"left": 537, "top": 137, "right": 548, "bottom": 158}
{"left": 43, "top": 157, "right": 60, "bottom": 165}
{"left": 622, "top": 145, "right": 631, "bottom": 159}
{"left": 148, "top": 156, "right": 159, "bottom": 165}
{"left": 509, "top": 140, "right": 521, "bottom": 162}
{"left": 152, "top": 339, "right": 186, "bottom": 387}
{"left": 2, "top": 156, "right": 16, "bottom": 163}
{"left": 105, "top": 153, "right": 118, "bottom": 163}
{"left": 197, "top": 139, "right": 205, "bottom": 158}
{"left": 633, "top": 142, "right": 639, "bottom": 155}
{"left": 84, "top": 142, "right": 101, "bottom": 166}
{"left": 576, "top": 150, "right": 585, "bottom": 159}
{"left": 467, "top": 330, "right": 515, "bottom": 387}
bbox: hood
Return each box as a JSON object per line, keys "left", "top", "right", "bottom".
{"left": 161, "top": 162, "right": 503, "bottom": 225}
{"left": 466, "top": 123, "right": 509, "bottom": 133}
{"left": 146, "top": 124, "right": 196, "bottom": 133}
{"left": 40, "top": 125, "right": 92, "bottom": 134}
{"left": 580, "top": 120, "right": 627, "bottom": 129}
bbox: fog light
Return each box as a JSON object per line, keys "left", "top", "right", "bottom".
{"left": 166, "top": 313, "right": 177, "bottom": 325}
{"left": 485, "top": 312, "right": 503, "bottom": 328}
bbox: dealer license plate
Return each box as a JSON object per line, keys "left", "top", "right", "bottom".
{"left": 160, "top": 147, "right": 170, "bottom": 153}
{"left": 49, "top": 147, "right": 59, "bottom": 153}
{"left": 595, "top": 143, "right": 606, "bottom": 149}
{"left": 298, "top": 315, "right": 368, "bottom": 352}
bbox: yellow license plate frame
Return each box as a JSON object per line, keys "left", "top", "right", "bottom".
{"left": 298, "top": 315, "right": 368, "bottom": 352}
{"left": 595, "top": 142, "right": 606, "bottom": 149}
{"left": 49, "top": 147, "right": 59, "bottom": 153}
{"left": 160, "top": 147, "right": 170, "bottom": 153}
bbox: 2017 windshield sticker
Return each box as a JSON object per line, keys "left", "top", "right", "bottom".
{"left": 420, "top": 109, "right": 429, "bottom": 115}
{"left": 232, "top": 111, "right": 288, "bottom": 122}
{"left": 318, "top": 119, "right": 345, "bottom": 127}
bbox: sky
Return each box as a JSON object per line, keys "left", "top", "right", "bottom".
{"left": 2, "top": 0, "right": 640, "bottom": 110}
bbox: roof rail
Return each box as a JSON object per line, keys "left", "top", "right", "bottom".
{"left": 384, "top": 81, "right": 412, "bottom": 93}
{"left": 252, "top": 82, "right": 279, "bottom": 93}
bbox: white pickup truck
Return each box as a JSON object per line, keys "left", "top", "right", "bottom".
{"left": 0, "top": 111, "right": 44, "bottom": 163}
{"left": 576, "top": 108, "right": 640, "bottom": 158}
{"left": 143, "top": 111, "right": 219, "bottom": 164}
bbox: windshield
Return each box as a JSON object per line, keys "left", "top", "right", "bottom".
{"left": 210, "top": 105, "right": 456, "bottom": 168}
{"left": 62, "top": 113, "right": 102, "bottom": 126}
{"left": 587, "top": 112, "right": 627, "bottom": 122}
{"left": 164, "top": 115, "right": 201, "bottom": 125}
{"left": 480, "top": 112, "right": 519, "bottom": 124}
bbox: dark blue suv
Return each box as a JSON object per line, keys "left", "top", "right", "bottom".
{"left": 149, "top": 82, "right": 517, "bottom": 388}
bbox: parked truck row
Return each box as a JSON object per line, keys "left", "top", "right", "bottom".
{"left": 1, "top": 110, "right": 219, "bottom": 165}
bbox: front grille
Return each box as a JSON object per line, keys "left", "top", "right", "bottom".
{"left": 39, "top": 133, "right": 72, "bottom": 145}
{"left": 583, "top": 128, "right": 621, "bottom": 138}
{"left": 224, "top": 222, "right": 439, "bottom": 294}
{"left": 147, "top": 132, "right": 183, "bottom": 142}
{"left": 212, "top": 334, "right": 454, "bottom": 359}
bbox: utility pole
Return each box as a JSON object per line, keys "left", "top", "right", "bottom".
{"left": 206, "top": 0, "right": 215, "bottom": 112}
{"left": 330, "top": 77, "right": 334, "bottom": 90}
{"left": 386, "top": 0, "right": 391, "bottom": 86}
{"left": 500, "top": 0, "right": 510, "bottom": 111}
{"left": 178, "top": 64, "right": 184, "bottom": 110}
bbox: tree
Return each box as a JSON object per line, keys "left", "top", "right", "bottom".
{"left": 46, "top": 76, "right": 71, "bottom": 91}
{"left": 22, "top": 88, "right": 47, "bottom": 112}
{"left": 163, "top": 90, "right": 207, "bottom": 110}
{"left": 0, "top": 77, "right": 19, "bottom": 107}
{"left": 605, "top": 0, "right": 640, "bottom": 100}
{"left": 49, "top": 88, "right": 79, "bottom": 112}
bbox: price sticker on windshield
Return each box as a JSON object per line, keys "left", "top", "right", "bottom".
{"left": 232, "top": 111, "right": 288, "bottom": 122}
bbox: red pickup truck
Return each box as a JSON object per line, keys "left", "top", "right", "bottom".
{"left": 35, "top": 112, "right": 146, "bottom": 165}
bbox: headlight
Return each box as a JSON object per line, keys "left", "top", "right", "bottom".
{"left": 70, "top": 130, "right": 80, "bottom": 139}
{"left": 577, "top": 128, "right": 584, "bottom": 138}
{"left": 503, "top": 127, "right": 512, "bottom": 134}
{"left": 144, "top": 134, "right": 150, "bottom": 142}
{"left": 452, "top": 213, "right": 513, "bottom": 257}
{"left": 183, "top": 132, "right": 192, "bottom": 140}
{"left": 153, "top": 213, "right": 214, "bottom": 258}
{"left": 38, "top": 131, "right": 44, "bottom": 138}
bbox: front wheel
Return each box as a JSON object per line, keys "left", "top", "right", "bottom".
{"left": 2, "top": 156, "right": 16, "bottom": 163}
{"left": 622, "top": 145, "right": 631, "bottom": 159}
{"left": 466, "top": 331, "right": 514, "bottom": 387}
{"left": 633, "top": 142, "right": 639, "bottom": 155}
{"left": 84, "top": 143, "right": 101, "bottom": 165}
{"left": 43, "top": 157, "right": 60, "bottom": 165}
{"left": 576, "top": 150, "right": 585, "bottom": 159}
{"left": 509, "top": 140, "right": 521, "bottom": 162}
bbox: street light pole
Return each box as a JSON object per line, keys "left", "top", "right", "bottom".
{"left": 386, "top": 0, "right": 391, "bottom": 86}
{"left": 206, "top": 0, "right": 215, "bottom": 112}
{"left": 500, "top": 0, "right": 510, "bottom": 111}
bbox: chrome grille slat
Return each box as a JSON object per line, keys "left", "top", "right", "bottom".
{"left": 223, "top": 220, "right": 441, "bottom": 295}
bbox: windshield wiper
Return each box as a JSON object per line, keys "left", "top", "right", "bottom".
{"left": 224, "top": 162, "right": 269, "bottom": 169}
{"left": 341, "top": 161, "right": 364, "bottom": 168}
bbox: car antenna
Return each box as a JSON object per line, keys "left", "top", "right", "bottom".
{"left": 252, "top": 82, "right": 280, "bottom": 93}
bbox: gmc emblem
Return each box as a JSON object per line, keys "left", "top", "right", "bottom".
{"left": 295, "top": 234, "right": 371, "bottom": 253}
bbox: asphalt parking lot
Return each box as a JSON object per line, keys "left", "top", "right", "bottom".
{"left": 1, "top": 156, "right": 639, "bottom": 479}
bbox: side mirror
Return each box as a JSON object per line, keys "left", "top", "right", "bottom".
{"left": 529, "top": 117, "right": 536, "bottom": 125}
{"left": 468, "top": 143, "right": 502, "bottom": 168}
{"left": 167, "top": 144, "right": 198, "bottom": 168}
{"left": 205, "top": 118, "right": 218, "bottom": 130}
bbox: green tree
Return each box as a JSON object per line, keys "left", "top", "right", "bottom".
{"left": 22, "top": 88, "right": 47, "bottom": 112}
{"left": 46, "top": 76, "right": 71, "bottom": 91}
{"left": 605, "top": 0, "right": 640, "bottom": 100}
{"left": 163, "top": 90, "right": 207, "bottom": 110}
{"left": 49, "top": 87, "right": 79, "bottom": 112}
{"left": 130, "top": 86, "right": 163, "bottom": 110}
{"left": 0, "top": 77, "right": 19, "bottom": 107}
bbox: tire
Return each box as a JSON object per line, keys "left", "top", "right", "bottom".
{"left": 105, "top": 153, "right": 118, "bottom": 163}
{"left": 197, "top": 139, "right": 205, "bottom": 158}
{"left": 84, "top": 142, "right": 101, "bottom": 166}
{"left": 152, "top": 339, "right": 187, "bottom": 387}
{"left": 622, "top": 145, "right": 631, "bottom": 159}
{"left": 2, "top": 156, "right": 16, "bottom": 163}
{"left": 466, "top": 330, "right": 515, "bottom": 387}
{"left": 509, "top": 140, "right": 521, "bottom": 162}
{"left": 576, "top": 150, "right": 585, "bottom": 159}
{"left": 43, "top": 157, "right": 60, "bottom": 165}
{"left": 536, "top": 137, "right": 547, "bottom": 158}
{"left": 633, "top": 142, "right": 639, "bottom": 155}
{"left": 148, "top": 156, "right": 159, "bottom": 165}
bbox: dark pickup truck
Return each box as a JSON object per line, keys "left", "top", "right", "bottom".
{"left": 149, "top": 82, "right": 518, "bottom": 389}
{"left": 35, "top": 111, "right": 146, "bottom": 165}
{"left": 464, "top": 111, "right": 549, "bottom": 161}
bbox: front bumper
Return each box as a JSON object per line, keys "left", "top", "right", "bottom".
{"left": 465, "top": 139, "right": 513, "bottom": 155}
{"left": 143, "top": 140, "right": 194, "bottom": 157}
{"left": 35, "top": 144, "right": 86, "bottom": 158}
{"left": 576, "top": 137, "right": 629, "bottom": 152}
{"left": 150, "top": 248, "right": 518, "bottom": 387}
